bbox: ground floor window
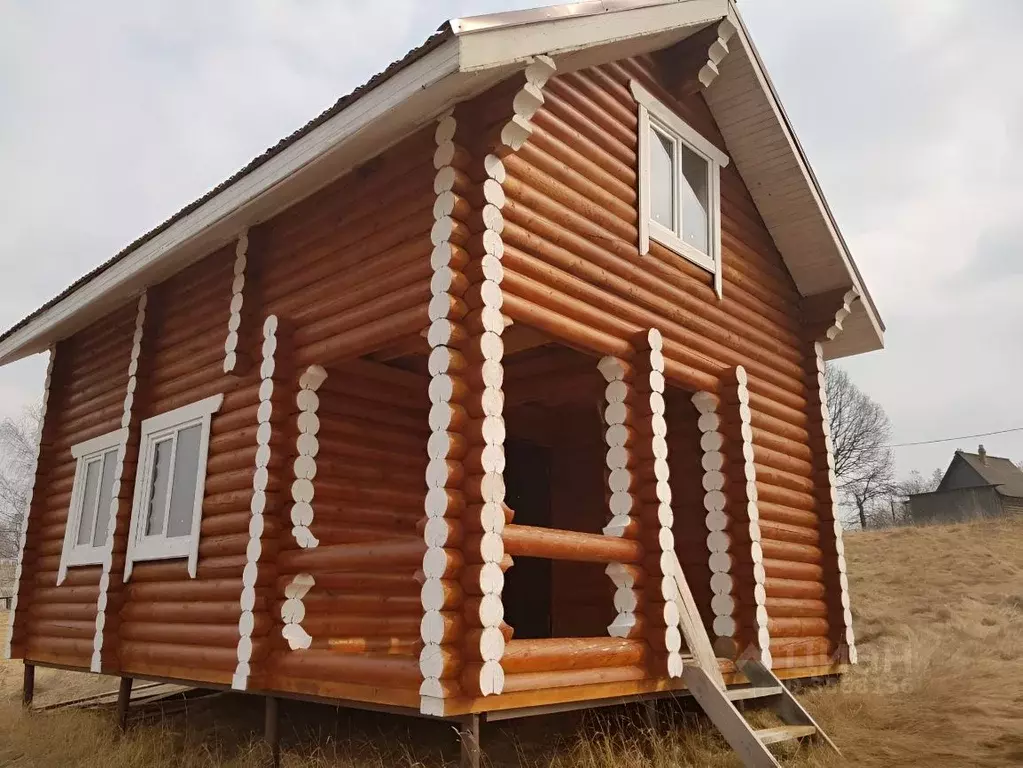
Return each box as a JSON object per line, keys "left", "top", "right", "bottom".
{"left": 124, "top": 393, "right": 223, "bottom": 580}
{"left": 58, "top": 428, "right": 125, "bottom": 583}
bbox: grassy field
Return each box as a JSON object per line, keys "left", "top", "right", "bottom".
{"left": 1, "top": 515, "right": 1021, "bottom": 767}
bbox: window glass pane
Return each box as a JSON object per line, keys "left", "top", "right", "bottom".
{"left": 681, "top": 145, "right": 710, "bottom": 254}
{"left": 145, "top": 439, "right": 173, "bottom": 537}
{"left": 166, "top": 425, "right": 202, "bottom": 538}
{"left": 92, "top": 450, "right": 117, "bottom": 548}
{"left": 650, "top": 126, "right": 675, "bottom": 230}
{"left": 76, "top": 459, "right": 101, "bottom": 546}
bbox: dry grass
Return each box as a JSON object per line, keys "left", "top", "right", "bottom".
{"left": 1, "top": 516, "right": 1021, "bottom": 767}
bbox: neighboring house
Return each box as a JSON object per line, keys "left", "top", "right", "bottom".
{"left": 909, "top": 446, "right": 1023, "bottom": 524}
{"left": 0, "top": 0, "right": 884, "bottom": 762}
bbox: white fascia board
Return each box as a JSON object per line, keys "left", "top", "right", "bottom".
{"left": 0, "top": 38, "right": 467, "bottom": 367}
{"left": 456, "top": 0, "right": 728, "bottom": 71}
{"left": 728, "top": 9, "right": 885, "bottom": 355}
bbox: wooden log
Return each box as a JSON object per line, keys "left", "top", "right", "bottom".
{"left": 320, "top": 637, "right": 421, "bottom": 655}
{"left": 126, "top": 578, "right": 250, "bottom": 603}
{"left": 26, "top": 603, "right": 97, "bottom": 621}
{"left": 501, "top": 637, "right": 647, "bottom": 674}
{"left": 294, "top": 305, "right": 430, "bottom": 367}
{"left": 765, "top": 617, "right": 830, "bottom": 638}
{"left": 27, "top": 619, "right": 97, "bottom": 639}
{"left": 120, "top": 641, "right": 241, "bottom": 671}
{"left": 500, "top": 207, "right": 805, "bottom": 394}
{"left": 765, "top": 597, "right": 829, "bottom": 619}
{"left": 272, "top": 649, "right": 421, "bottom": 687}
{"left": 300, "top": 612, "right": 421, "bottom": 638}
{"left": 278, "top": 539, "right": 426, "bottom": 575}
{"left": 120, "top": 621, "right": 249, "bottom": 647}
{"left": 503, "top": 524, "right": 643, "bottom": 564}
{"left": 757, "top": 520, "right": 820, "bottom": 547}
{"left": 121, "top": 601, "right": 247, "bottom": 624}
{"left": 767, "top": 635, "right": 834, "bottom": 657}
{"left": 759, "top": 539, "right": 823, "bottom": 565}
{"left": 501, "top": 664, "right": 647, "bottom": 694}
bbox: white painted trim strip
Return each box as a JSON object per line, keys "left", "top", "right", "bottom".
{"left": 813, "top": 341, "right": 858, "bottom": 665}
{"left": 692, "top": 389, "right": 736, "bottom": 646}
{"left": 638, "top": 330, "right": 685, "bottom": 678}
{"left": 3, "top": 348, "right": 55, "bottom": 660}
{"left": 281, "top": 573, "right": 315, "bottom": 651}
{"left": 598, "top": 355, "right": 641, "bottom": 642}
{"left": 233, "top": 315, "right": 282, "bottom": 690}
{"left": 223, "top": 231, "right": 249, "bottom": 374}
{"left": 421, "top": 110, "right": 485, "bottom": 717}
{"left": 89, "top": 293, "right": 147, "bottom": 672}
{"left": 498, "top": 56, "right": 556, "bottom": 152}
{"left": 697, "top": 18, "right": 738, "bottom": 89}
{"left": 290, "top": 365, "right": 327, "bottom": 549}
{"left": 732, "top": 366, "right": 771, "bottom": 669}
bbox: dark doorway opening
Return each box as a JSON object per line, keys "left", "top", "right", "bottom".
{"left": 502, "top": 437, "right": 552, "bottom": 639}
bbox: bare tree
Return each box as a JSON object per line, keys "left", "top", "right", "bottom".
{"left": 826, "top": 366, "right": 895, "bottom": 529}
{"left": 888, "top": 468, "right": 943, "bottom": 527}
{"left": 0, "top": 406, "right": 41, "bottom": 560}
{"left": 900, "top": 468, "right": 943, "bottom": 496}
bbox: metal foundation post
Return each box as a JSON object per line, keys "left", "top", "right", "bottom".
{"left": 116, "top": 677, "right": 134, "bottom": 731}
{"left": 265, "top": 695, "right": 281, "bottom": 768}
{"left": 459, "top": 713, "right": 482, "bottom": 768}
{"left": 22, "top": 663, "right": 35, "bottom": 707}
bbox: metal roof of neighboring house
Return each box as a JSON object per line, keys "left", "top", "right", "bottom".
{"left": 0, "top": 0, "right": 885, "bottom": 365}
{"left": 954, "top": 451, "right": 1023, "bottom": 498}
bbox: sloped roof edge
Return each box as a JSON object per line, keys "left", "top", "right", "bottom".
{"left": 0, "top": 0, "right": 883, "bottom": 365}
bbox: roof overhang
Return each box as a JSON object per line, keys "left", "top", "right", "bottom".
{"left": 0, "top": 0, "right": 883, "bottom": 366}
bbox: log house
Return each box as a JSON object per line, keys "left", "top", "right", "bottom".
{"left": 1, "top": 1, "right": 883, "bottom": 762}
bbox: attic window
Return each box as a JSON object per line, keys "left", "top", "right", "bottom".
{"left": 123, "top": 393, "right": 223, "bottom": 581}
{"left": 631, "top": 80, "right": 730, "bottom": 297}
{"left": 57, "top": 428, "right": 126, "bottom": 584}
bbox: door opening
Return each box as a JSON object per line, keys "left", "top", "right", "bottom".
{"left": 502, "top": 437, "right": 552, "bottom": 639}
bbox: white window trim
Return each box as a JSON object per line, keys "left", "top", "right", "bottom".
{"left": 57, "top": 428, "right": 127, "bottom": 585}
{"left": 123, "top": 393, "right": 223, "bottom": 581}
{"left": 631, "top": 79, "right": 730, "bottom": 298}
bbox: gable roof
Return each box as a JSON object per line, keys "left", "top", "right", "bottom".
{"left": 948, "top": 451, "right": 1023, "bottom": 498}
{"left": 0, "top": 0, "right": 884, "bottom": 366}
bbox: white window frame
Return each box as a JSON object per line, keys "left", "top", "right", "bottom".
{"left": 57, "top": 428, "right": 127, "bottom": 585}
{"left": 631, "top": 80, "right": 730, "bottom": 298}
{"left": 123, "top": 393, "right": 223, "bottom": 581}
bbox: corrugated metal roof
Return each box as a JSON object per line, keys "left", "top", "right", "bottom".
{"left": 0, "top": 27, "right": 452, "bottom": 348}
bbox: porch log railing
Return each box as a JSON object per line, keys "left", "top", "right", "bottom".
{"left": 502, "top": 524, "right": 643, "bottom": 564}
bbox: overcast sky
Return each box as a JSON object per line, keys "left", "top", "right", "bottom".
{"left": 1, "top": 0, "right": 1021, "bottom": 479}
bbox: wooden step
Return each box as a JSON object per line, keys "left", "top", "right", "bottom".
{"left": 754, "top": 725, "right": 818, "bottom": 746}
{"left": 726, "top": 685, "right": 783, "bottom": 702}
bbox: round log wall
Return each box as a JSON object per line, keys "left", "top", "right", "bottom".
{"left": 11, "top": 304, "right": 136, "bottom": 668}
{"left": 267, "top": 358, "right": 428, "bottom": 706}
{"left": 498, "top": 55, "right": 836, "bottom": 671}
{"left": 116, "top": 245, "right": 251, "bottom": 686}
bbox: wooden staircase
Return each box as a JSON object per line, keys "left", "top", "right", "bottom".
{"left": 683, "top": 659, "right": 840, "bottom": 767}
{"left": 664, "top": 550, "right": 840, "bottom": 767}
